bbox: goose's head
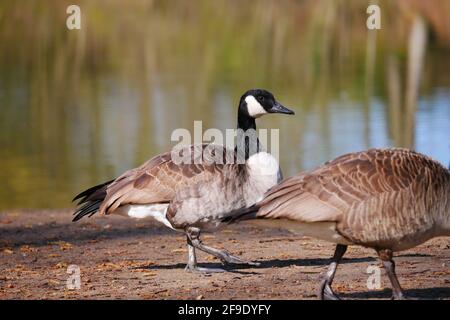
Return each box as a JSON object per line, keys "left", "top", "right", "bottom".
{"left": 239, "top": 89, "right": 294, "bottom": 119}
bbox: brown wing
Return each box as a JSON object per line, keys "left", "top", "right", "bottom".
{"left": 99, "top": 144, "right": 233, "bottom": 215}
{"left": 254, "top": 148, "right": 437, "bottom": 223}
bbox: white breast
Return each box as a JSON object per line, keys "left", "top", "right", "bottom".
{"left": 246, "top": 152, "right": 280, "bottom": 177}
{"left": 245, "top": 152, "right": 281, "bottom": 204}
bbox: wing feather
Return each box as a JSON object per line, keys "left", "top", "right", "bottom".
{"left": 98, "top": 144, "right": 231, "bottom": 215}
{"left": 253, "top": 148, "right": 431, "bottom": 223}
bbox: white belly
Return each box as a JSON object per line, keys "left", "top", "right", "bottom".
{"left": 246, "top": 219, "right": 352, "bottom": 245}
{"left": 115, "top": 204, "right": 176, "bottom": 230}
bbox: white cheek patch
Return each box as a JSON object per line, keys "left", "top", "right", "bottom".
{"left": 245, "top": 95, "right": 267, "bottom": 118}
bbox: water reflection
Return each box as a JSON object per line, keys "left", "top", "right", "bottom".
{"left": 0, "top": 0, "right": 449, "bottom": 209}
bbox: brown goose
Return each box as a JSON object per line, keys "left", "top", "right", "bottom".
{"left": 72, "top": 88, "right": 294, "bottom": 272}
{"left": 224, "top": 148, "right": 450, "bottom": 299}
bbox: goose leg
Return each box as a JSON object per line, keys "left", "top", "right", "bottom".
{"left": 185, "top": 227, "right": 258, "bottom": 273}
{"left": 184, "top": 228, "right": 226, "bottom": 273}
{"left": 184, "top": 238, "right": 198, "bottom": 271}
{"left": 194, "top": 240, "right": 260, "bottom": 266}
{"left": 377, "top": 249, "right": 406, "bottom": 300}
{"left": 319, "top": 244, "right": 347, "bottom": 300}
{"left": 185, "top": 237, "right": 225, "bottom": 273}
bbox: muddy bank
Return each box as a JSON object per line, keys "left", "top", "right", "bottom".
{"left": 0, "top": 209, "right": 449, "bottom": 299}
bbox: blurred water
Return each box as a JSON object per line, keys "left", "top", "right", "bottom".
{"left": 0, "top": 0, "right": 449, "bottom": 209}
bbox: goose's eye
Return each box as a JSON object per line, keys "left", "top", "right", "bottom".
{"left": 258, "top": 96, "right": 264, "bottom": 102}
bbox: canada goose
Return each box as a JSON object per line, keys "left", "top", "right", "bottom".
{"left": 224, "top": 148, "right": 450, "bottom": 299}
{"left": 72, "top": 89, "right": 294, "bottom": 272}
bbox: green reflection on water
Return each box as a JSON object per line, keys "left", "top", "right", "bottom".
{"left": 1, "top": 0, "right": 450, "bottom": 209}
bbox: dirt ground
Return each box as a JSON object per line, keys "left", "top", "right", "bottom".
{"left": 0, "top": 209, "right": 449, "bottom": 300}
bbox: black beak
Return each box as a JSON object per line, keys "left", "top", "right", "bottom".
{"left": 269, "top": 101, "right": 295, "bottom": 115}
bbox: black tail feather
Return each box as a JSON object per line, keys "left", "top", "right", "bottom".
{"left": 72, "top": 179, "right": 114, "bottom": 222}
{"left": 72, "top": 200, "right": 102, "bottom": 222}
{"left": 221, "top": 204, "right": 259, "bottom": 224}
{"left": 72, "top": 179, "right": 114, "bottom": 203}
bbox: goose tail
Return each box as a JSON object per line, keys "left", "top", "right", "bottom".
{"left": 221, "top": 203, "right": 260, "bottom": 224}
{"left": 72, "top": 180, "right": 114, "bottom": 222}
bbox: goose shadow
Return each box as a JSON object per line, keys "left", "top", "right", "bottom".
{"left": 396, "top": 253, "right": 433, "bottom": 258}
{"left": 140, "top": 256, "right": 376, "bottom": 271}
{"left": 0, "top": 220, "right": 174, "bottom": 248}
{"left": 339, "top": 287, "right": 450, "bottom": 300}
{"left": 131, "top": 262, "right": 259, "bottom": 275}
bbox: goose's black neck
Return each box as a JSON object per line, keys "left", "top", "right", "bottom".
{"left": 236, "top": 101, "right": 261, "bottom": 160}
{"left": 237, "top": 112, "right": 256, "bottom": 131}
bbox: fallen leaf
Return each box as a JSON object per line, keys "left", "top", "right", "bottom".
{"left": 20, "top": 245, "right": 38, "bottom": 253}
{"left": 222, "top": 230, "right": 236, "bottom": 234}
{"left": 142, "top": 272, "right": 157, "bottom": 277}
{"left": 206, "top": 256, "right": 218, "bottom": 261}
{"left": 55, "top": 262, "right": 68, "bottom": 269}
{"left": 96, "top": 262, "right": 122, "bottom": 271}
{"left": 171, "top": 249, "right": 187, "bottom": 253}
{"left": 59, "top": 242, "right": 73, "bottom": 250}
{"left": 47, "top": 279, "right": 60, "bottom": 286}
